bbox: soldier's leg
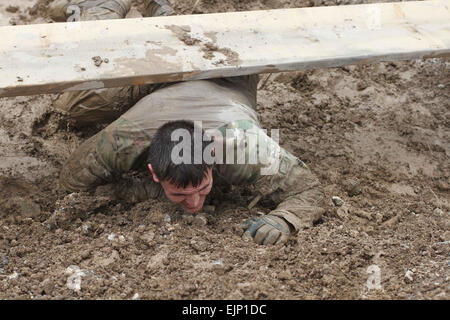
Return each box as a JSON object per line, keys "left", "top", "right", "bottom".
{"left": 142, "top": 0, "right": 175, "bottom": 17}
{"left": 49, "top": 0, "right": 131, "bottom": 22}
{"left": 50, "top": 0, "right": 170, "bottom": 127}
{"left": 211, "top": 75, "right": 260, "bottom": 110}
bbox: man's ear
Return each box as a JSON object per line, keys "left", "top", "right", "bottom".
{"left": 147, "top": 164, "right": 160, "bottom": 183}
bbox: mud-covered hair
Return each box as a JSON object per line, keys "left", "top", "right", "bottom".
{"left": 147, "top": 120, "right": 212, "bottom": 188}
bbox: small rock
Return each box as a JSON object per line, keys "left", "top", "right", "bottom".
{"left": 404, "top": 270, "right": 414, "bottom": 283}
{"left": 147, "top": 250, "right": 169, "bottom": 270}
{"left": 344, "top": 179, "right": 362, "bottom": 197}
{"left": 349, "top": 230, "right": 359, "bottom": 237}
{"left": 80, "top": 250, "right": 91, "bottom": 260}
{"left": 348, "top": 186, "right": 362, "bottom": 197}
{"left": 433, "top": 208, "right": 443, "bottom": 216}
{"left": 132, "top": 293, "right": 140, "bottom": 300}
{"left": 140, "top": 231, "right": 155, "bottom": 245}
{"left": 190, "top": 240, "right": 205, "bottom": 252}
{"left": 95, "top": 250, "right": 120, "bottom": 267}
{"left": 212, "top": 259, "right": 225, "bottom": 275}
{"left": 332, "top": 196, "right": 344, "bottom": 207}
{"left": 92, "top": 56, "right": 103, "bottom": 67}
{"left": 41, "top": 278, "right": 54, "bottom": 295}
{"left": 65, "top": 266, "right": 86, "bottom": 292}
{"left": 164, "top": 214, "right": 171, "bottom": 223}
{"left": 336, "top": 205, "right": 350, "bottom": 220}
{"left": 107, "top": 233, "right": 116, "bottom": 241}
{"left": 436, "top": 180, "right": 449, "bottom": 191}
{"left": 149, "top": 212, "right": 165, "bottom": 224}
{"left": 192, "top": 214, "right": 208, "bottom": 226}
{"left": 278, "top": 271, "right": 292, "bottom": 281}
{"left": 356, "top": 82, "right": 368, "bottom": 91}
{"left": 182, "top": 214, "right": 194, "bottom": 225}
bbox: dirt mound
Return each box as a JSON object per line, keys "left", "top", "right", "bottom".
{"left": 0, "top": 0, "right": 448, "bottom": 299}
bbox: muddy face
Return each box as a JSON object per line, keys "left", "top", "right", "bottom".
{"left": 159, "top": 169, "right": 213, "bottom": 213}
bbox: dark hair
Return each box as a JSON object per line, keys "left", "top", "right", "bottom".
{"left": 147, "top": 120, "right": 213, "bottom": 188}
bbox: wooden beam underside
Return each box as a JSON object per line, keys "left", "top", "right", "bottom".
{"left": 0, "top": 0, "right": 449, "bottom": 97}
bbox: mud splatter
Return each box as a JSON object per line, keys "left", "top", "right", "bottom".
{"left": 165, "top": 24, "right": 201, "bottom": 46}
{"left": 165, "top": 24, "right": 241, "bottom": 66}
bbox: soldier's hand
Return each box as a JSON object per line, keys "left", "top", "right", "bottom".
{"left": 240, "top": 214, "right": 292, "bottom": 245}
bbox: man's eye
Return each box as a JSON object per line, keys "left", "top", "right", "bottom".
{"left": 200, "top": 187, "right": 212, "bottom": 194}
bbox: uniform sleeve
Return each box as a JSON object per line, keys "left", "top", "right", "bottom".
{"left": 59, "top": 130, "right": 115, "bottom": 192}
{"left": 253, "top": 151, "right": 326, "bottom": 230}
{"left": 216, "top": 120, "right": 325, "bottom": 231}
{"left": 59, "top": 117, "right": 163, "bottom": 201}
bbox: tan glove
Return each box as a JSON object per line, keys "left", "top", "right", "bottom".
{"left": 240, "top": 214, "right": 293, "bottom": 245}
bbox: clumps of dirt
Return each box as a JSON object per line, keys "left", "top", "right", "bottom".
{"left": 32, "top": 109, "right": 68, "bottom": 138}
{"left": 201, "top": 42, "right": 241, "bottom": 66}
{"left": 291, "top": 73, "right": 320, "bottom": 92}
{"left": 6, "top": 6, "right": 20, "bottom": 14}
{"left": 27, "top": 0, "right": 55, "bottom": 18}
{"left": 43, "top": 192, "right": 114, "bottom": 231}
{"left": 165, "top": 25, "right": 201, "bottom": 45}
{"left": 164, "top": 24, "right": 241, "bottom": 66}
{"left": 0, "top": 177, "right": 42, "bottom": 220}
{"left": 90, "top": 56, "right": 110, "bottom": 67}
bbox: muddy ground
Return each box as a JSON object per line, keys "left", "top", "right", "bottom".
{"left": 0, "top": 0, "right": 448, "bottom": 300}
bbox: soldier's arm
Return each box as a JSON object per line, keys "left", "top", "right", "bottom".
{"left": 59, "top": 118, "right": 162, "bottom": 201}
{"left": 217, "top": 121, "right": 325, "bottom": 244}
{"left": 253, "top": 150, "right": 325, "bottom": 231}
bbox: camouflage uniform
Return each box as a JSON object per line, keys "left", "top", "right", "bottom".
{"left": 55, "top": 0, "right": 325, "bottom": 233}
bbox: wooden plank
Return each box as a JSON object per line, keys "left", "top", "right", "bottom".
{"left": 0, "top": 0, "right": 449, "bottom": 98}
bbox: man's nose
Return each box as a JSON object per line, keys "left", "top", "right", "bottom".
{"left": 187, "top": 193, "right": 200, "bottom": 207}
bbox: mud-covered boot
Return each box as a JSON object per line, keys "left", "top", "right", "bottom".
{"left": 49, "top": 0, "right": 131, "bottom": 22}
{"left": 142, "top": 0, "right": 174, "bottom": 17}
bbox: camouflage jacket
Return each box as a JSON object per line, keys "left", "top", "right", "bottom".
{"left": 59, "top": 76, "right": 325, "bottom": 231}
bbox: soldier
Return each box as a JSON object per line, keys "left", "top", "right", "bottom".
{"left": 51, "top": 0, "right": 325, "bottom": 245}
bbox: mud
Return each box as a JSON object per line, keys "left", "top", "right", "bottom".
{"left": 165, "top": 24, "right": 241, "bottom": 65}
{"left": 165, "top": 25, "right": 200, "bottom": 46}
{"left": 0, "top": 0, "right": 448, "bottom": 299}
